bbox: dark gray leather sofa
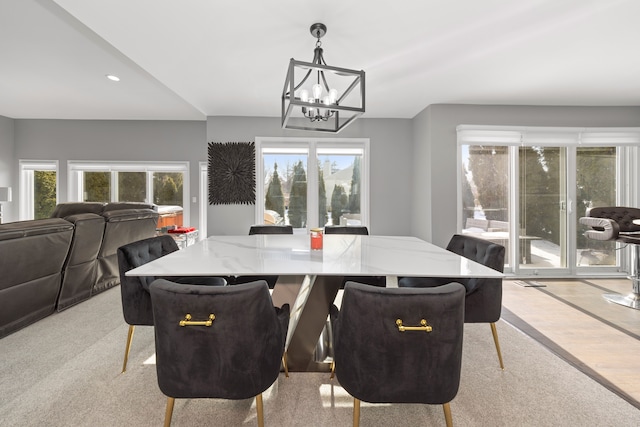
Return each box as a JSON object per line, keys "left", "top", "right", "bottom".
{"left": 0, "top": 218, "right": 74, "bottom": 338}
{"left": 0, "top": 202, "right": 159, "bottom": 338}
{"left": 51, "top": 202, "right": 159, "bottom": 307}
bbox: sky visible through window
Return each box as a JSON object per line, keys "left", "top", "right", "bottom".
{"left": 264, "top": 155, "right": 354, "bottom": 176}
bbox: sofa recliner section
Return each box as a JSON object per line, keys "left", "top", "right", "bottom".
{"left": 0, "top": 202, "right": 159, "bottom": 338}
{"left": 52, "top": 202, "right": 159, "bottom": 298}
{"left": 95, "top": 208, "right": 159, "bottom": 295}
{"left": 56, "top": 213, "right": 106, "bottom": 311}
{"left": 0, "top": 218, "right": 74, "bottom": 338}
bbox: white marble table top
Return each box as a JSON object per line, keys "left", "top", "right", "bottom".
{"left": 126, "top": 234, "right": 503, "bottom": 279}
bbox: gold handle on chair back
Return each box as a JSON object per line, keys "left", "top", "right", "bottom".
{"left": 396, "top": 319, "right": 432, "bottom": 332}
{"left": 179, "top": 313, "right": 215, "bottom": 327}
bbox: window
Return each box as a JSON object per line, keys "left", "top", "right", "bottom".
{"left": 19, "top": 160, "right": 58, "bottom": 220}
{"left": 256, "top": 138, "right": 369, "bottom": 231}
{"left": 458, "top": 126, "right": 640, "bottom": 276}
{"left": 68, "top": 161, "right": 189, "bottom": 222}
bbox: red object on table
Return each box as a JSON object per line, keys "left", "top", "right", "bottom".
{"left": 168, "top": 226, "right": 196, "bottom": 234}
{"left": 310, "top": 228, "right": 323, "bottom": 250}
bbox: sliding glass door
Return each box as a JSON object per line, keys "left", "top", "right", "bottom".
{"left": 458, "top": 126, "right": 637, "bottom": 277}
{"left": 576, "top": 147, "right": 618, "bottom": 268}
{"left": 518, "top": 146, "right": 568, "bottom": 270}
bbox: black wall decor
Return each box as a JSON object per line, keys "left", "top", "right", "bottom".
{"left": 208, "top": 142, "right": 256, "bottom": 205}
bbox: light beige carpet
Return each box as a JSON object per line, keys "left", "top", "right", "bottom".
{"left": 1, "top": 286, "right": 639, "bottom": 426}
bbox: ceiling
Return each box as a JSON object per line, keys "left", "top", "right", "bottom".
{"left": 2, "top": 0, "right": 639, "bottom": 121}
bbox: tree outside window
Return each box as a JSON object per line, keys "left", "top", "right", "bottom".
{"left": 34, "top": 171, "right": 56, "bottom": 219}
{"left": 288, "top": 161, "right": 308, "bottom": 228}
{"left": 265, "top": 163, "right": 285, "bottom": 218}
{"left": 154, "top": 172, "right": 183, "bottom": 206}
{"left": 118, "top": 172, "right": 146, "bottom": 202}
{"left": 84, "top": 172, "right": 110, "bottom": 203}
{"left": 258, "top": 141, "right": 367, "bottom": 229}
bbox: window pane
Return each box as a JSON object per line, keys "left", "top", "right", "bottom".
{"left": 264, "top": 154, "right": 307, "bottom": 227}
{"left": 118, "top": 172, "right": 146, "bottom": 202}
{"left": 34, "top": 170, "right": 56, "bottom": 219}
{"left": 153, "top": 172, "right": 184, "bottom": 206}
{"left": 576, "top": 147, "right": 617, "bottom": 266}
{"left": 319, "top": 154, "right": 363, "bottom": 227}
{"left": 462, "top": 145, "right": 510, "bottom": 266}
{"left": 84, "top": 172, "right": 110, "bottom": 202}
{"left": 519, "top": 146, "right": 567, "bottom": 269}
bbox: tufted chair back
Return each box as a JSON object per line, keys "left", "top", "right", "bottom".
{"left": 400, "top": 234, "right": 504, "bottom": 322}
{"left": 446, "top": 234, "right": 505, "bottom": 295}
{"left": 324, "top": 226, "right": 369, "bottom": 235}
{"left": 248, "top": 225, "right": 293, "bottom": 235}
{"left": 398, "top": 233, "right": 506, "bottom": 370}
{"left": 323, "top": 225, "right": 385, "bottom": 287}
{"left": 587, "top": 207, "right": 640, "bottom": 233}
{"left": 118, "top": 234, "right": 180, "bottom": 326}
{"left": 234, "top": 224, "right": 293, "bottom": 287}
{"left": 117, "top": 235, "right": 227, "bottom": 373}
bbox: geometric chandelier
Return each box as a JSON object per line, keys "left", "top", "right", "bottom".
{"left": 282, "top": 23, "right": 365, "bottom": 133}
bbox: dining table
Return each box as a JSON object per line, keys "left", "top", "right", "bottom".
{"left": 126, "top": 233, "right": 504, "bottom": 371}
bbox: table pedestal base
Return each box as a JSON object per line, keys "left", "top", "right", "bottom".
{"left": 275, "top": 275, "right": 343, "bottom": 372}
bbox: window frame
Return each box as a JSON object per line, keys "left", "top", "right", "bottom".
{"left": 67, "top": 160, "right": 190, "bottom": 221}
{"left": 19, "top": 159, "right": 59, "bottom": 220}
{"left": 457, "top": 125, "right": 640, "bottom": 276}
{"left": 255, "top": 137, "right": 370, "bottom": 231}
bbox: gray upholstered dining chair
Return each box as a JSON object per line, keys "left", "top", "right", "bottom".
{"left": 117, "top": 235, "right": 227, "bottom": 373}
{"left": 399, "top": 234, "right": 506, "bottom": 369}
{"left": 324, "top": 225, "right": 369, "bottom": 235}
{"left": 249, "top": 224, "right": 294, "bottom": 235}
{"left": 232, "top": 224, "right": 294, "bottom": 288}
{"left": 333, "top": 281, "right": 466, "bottom": 427}
{"left": 149, "top": 279, "right": 290, "bottom": 427}
{"left": 323, "top": 225, "right": 386, "bottom": 287}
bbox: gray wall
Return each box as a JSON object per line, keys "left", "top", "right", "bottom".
{"left": 6, "top": 116, "right": 414, "bottom": 236}
{"left": 207, "top": 116, "right": 414, "bottom": 236}
{"left": 416, "top": 104, "right": 640, "bottom": 247}
{"left": 0, "top": 116, "right": 16, "bottom": 222}
{"left": 13, "top": 119, "right": 206, "bottom": 227}
{"left": 5, "top": 106, "right": 640, "bottom": 239}
{"left": 411, "top": 107, "right": 432, "bottom": 242}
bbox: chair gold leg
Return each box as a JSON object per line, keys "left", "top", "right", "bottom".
{"left": 164, "top": 397, "right": 175, "bottom": 427}
{"left": 353, "top": 397, "right": 360, "bottom": 427}
{"left": 282, "top": 352, "right": 289, "bottom": 378}
{"left": 442, "top": 402, "right": 453, "bottom": 427}
{"left": 121, "top": 325, "right": 135, "bottom": 373}
{"left": 256, "top": 393, "right": 265, "bottom": 427}
{"left": 329, "top": 360, "right": 335, "bottom": 380}
{"left": 490, "top": 322, "right": 505, "bottom": 370}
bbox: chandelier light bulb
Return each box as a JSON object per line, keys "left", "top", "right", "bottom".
{"left": 312, "top": 83, "right": 323, "bottom": 100}
{"left": 299, "top": 90, "right": 309, "bottom": 103}
{"left": 328, "top": 88, "right": 338, "bottom": 104}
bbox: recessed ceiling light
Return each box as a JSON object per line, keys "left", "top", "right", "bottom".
{"left": 106, "top": 74, "right": 120, "bottom": 82}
